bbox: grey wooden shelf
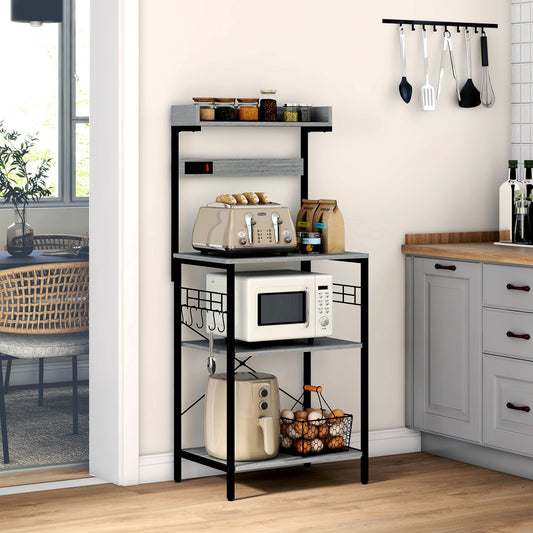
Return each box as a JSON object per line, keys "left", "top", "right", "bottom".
{"left": 171, "top": 105, "right": 332, "bottom": 128}
{"left": 179, "top": 158, "right": 304, "bottom": 177}
{"left": 182, "top": 337, "right": 362, "bottom": 357}
{"left": 182, "top": 447, "right": 362, "bottom": 473}
{"left": 174, "top": 251, "right": 368, "bottom": 265}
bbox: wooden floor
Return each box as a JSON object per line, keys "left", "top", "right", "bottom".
{"left": 0, "top": 466, "right": 90, "bottom": 489}
{"left": 3, "top": 453, "right": 533, "bottom": 532}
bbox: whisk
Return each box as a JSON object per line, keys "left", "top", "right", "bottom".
{"left": 480, "top": 31, "right": 495, "bottom": 108}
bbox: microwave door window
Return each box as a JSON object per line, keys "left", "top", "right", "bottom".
{"left": 257, "top": 292, "right": 306, "bottom": 326}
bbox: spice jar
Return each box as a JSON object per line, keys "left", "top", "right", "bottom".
{"left": 237, "top": 98, "right": 259, "bottom": 121}
{"left": 260, "top": 89, "right": 277, "bottom": 121}
{"left": 283, "top": 104, "right": 299, "bottom": 122}
{"left": 298, "top": 104, "right": 313, "bottom": 122}
{"left": 301, "top": 232, "right": 321, "bottom": 254}
{"left": 214, "top": 98, "right": 236, "bottom": 121}
{"left": 192, "top": 97, "right": 215, "bottom": 121}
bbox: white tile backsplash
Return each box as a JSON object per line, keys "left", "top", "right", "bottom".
{"left": 512, "top": 2, "right": 533, "bottom": 164}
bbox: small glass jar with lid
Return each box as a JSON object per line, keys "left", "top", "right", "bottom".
{"left": 283, "top": 103, "right": 299, "bottom": 122}
{"left": 259, "top": 89, "right": 277, "bottom": 121}
{"left": 192, "top": 97, "right": 215, "bottom": 121}
{"left": 237, "top": 98, "right": 259, "bottom": 121}
{"left": 214, "top": 98, "right": 236, "bottom": 121}
{"left": 298, "top": 104, "right": 313, "bottom": 122}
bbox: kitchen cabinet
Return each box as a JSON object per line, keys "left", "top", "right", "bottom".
{"left": 405, "top": 233, "right": 533, "bottom": 480}
{"left": 412, "top": 257, "right": 482, "bottom": 443}
{"left": 171, "top": 105, "right": 369, "bottom": 501}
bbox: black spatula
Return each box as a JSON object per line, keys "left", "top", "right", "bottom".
{"left": 459, "top": 28, "right": 480, "bottom": 108}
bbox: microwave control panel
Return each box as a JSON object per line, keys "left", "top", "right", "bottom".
{"left": 316, "top": 284, "right": 333, "bottom": 333}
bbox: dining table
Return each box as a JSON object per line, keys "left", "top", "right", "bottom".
{"left": 0, "top": 250, "right": 89, "bottom": 270}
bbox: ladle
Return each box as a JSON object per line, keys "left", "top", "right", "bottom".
{"left": 459, "top": 28, "right": 481, "bottom": 108}
{"left": 398, "top": 25, "right": 412, "bottom": 103}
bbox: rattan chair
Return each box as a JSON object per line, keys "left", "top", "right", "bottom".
{"left": 33, "top": 234, "right": 86, "bottom": 250}
{"left": 0, "top": 262, "right": 89, "bottom": 464}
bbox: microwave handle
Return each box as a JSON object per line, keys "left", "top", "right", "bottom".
{"left": 305, "top": 288, "right": 310, "bottom": 328}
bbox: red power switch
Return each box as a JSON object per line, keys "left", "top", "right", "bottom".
{"left": 206, "top": 163, "right": 210, "bottom": 173}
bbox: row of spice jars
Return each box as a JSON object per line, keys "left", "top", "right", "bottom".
{"left": 192, "top": 97, "right": 313, "bottom": 122}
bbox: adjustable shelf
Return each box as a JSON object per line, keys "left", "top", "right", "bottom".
{"left": 171, "top": 107, "right": 369, "bottom": 501}
{"left": 182, "top": 337, "right": 362, "bottom": 358}
{"left": 182, "top": 447, "right": 363, "bottom": 474}
{"left": 171, "top": 105, "right": 332, "bottom": 128}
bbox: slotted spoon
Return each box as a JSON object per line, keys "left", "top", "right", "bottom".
{"left": 421, "top": 28, "right": 435, "bottom": 111}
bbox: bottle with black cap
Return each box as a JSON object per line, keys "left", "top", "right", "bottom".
{"left": 499, "top": 160, "right": 518, "bottom": 242}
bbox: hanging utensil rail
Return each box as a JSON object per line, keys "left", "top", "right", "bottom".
{"left": 382, "top": 19, "right": 498, "bottom": 33}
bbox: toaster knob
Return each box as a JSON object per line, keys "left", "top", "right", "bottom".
{"left": 259, "top": 388, "right": 268, "bottom": 398}
{"left": 240, "top": 238, "right": 247, "bottom": 245}
{"left": 319, "top": 316, "right": 330, "bottom": 327}
{"left": 285, "top": 236, "right": 292, "bottom": 243}
{"left": 259, "top": 401, "right": 268, "bottom": 411}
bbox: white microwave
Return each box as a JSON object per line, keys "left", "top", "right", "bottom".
{"left": 205, "top": 270, "right": 333, "bottom": 342}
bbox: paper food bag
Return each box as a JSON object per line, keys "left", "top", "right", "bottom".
{"left": 312, "top": 199, "right": 345, "bottom": 254}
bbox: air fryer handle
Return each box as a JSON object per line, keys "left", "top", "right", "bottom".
{"left": 258, "top": 417, "right": 276, "bottom": 455}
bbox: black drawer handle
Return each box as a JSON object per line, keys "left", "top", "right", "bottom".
{"left": 506, "top": 283, "right": 531, "bottom": 292}
{"left": 506, "top": 331, "right": 531, "bottom": 340}
{"left": 506, "top": 402, "right": 531, "bottom": 413}
{"left": 435, "top": 264, "right": 456, "bottom": 271}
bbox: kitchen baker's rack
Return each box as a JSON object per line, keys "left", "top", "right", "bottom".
{"left": 171, "top": 105, "right": 369, "bottom": 501}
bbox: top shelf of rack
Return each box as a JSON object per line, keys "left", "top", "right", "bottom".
{"left": 170, "top": 105, "right": 332, "bottom": 128}
{"left": 174, "top": 251, "right": 368, "bottom": 265}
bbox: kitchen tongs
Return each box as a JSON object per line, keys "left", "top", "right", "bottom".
{"left": 437, "top": 30, "right": 461, "bottom": 103}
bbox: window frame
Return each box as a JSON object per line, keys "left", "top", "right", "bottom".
{"left": 33, "top": 0, "right": 89, "bottom": 208}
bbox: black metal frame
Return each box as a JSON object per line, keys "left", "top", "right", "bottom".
{"left": 382, "top": 18, "right": 498, "bottom": 33}
{"left": 171, "top": 123, "right": 368, "bottom": 500}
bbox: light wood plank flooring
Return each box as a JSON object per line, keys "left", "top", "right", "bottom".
{"left": 3, "top": 453, "right": 533, "bottom": 532}
{"left": 0, "top": 466, "right": 90, "bottom": 489}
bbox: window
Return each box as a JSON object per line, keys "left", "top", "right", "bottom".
{"left": 0, "top": 0, "right": 89, "bottom": 205}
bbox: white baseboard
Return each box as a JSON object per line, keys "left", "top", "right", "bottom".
{"left": 4, "top": 359, "right": 89, "bottom": 387}
{"left": 138, "top": 427, "right": 421, "bottom": 484}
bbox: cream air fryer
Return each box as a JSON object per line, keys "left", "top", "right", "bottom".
{"left": 205, "top": 372, "right": 280, "bottom": 461}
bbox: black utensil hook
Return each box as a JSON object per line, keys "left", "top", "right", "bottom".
{"left": 382, "top": 18, "right": 498, "bottom": 33}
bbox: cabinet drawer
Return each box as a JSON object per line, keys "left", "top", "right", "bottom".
{"left": 484, "top": 264, "right": 533, "bottom": 312}
{"left": 483, "top": 308, "right": 533, "bottom": 360}
{"left": 483, "top": 354, "right": 533, "bottom": 457}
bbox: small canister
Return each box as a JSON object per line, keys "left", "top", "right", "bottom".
{"left": 298, "top": 104, "right": 312, "bottom": 122}
{"left": 192, "top": 97, "right": 215, "bottom": 121}
{"left": 283, "top": 103, "right": 299, "bottom": 122}
{"left": 260, "top": 89, "right": 277, "bottom": 121}
{"left": 214, "top": 98, "right": 236, "bottom": 121}
{"left": 237, "top": 98, "right": 259, "bottom": 121}
{"left": 296, "top": 232, "right": 304, "bottom": 253}
{"left": 301, "top": 232, "right": 321, "bottom": 254}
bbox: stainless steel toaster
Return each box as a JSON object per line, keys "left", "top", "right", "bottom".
{"left": 192, "top": 202, "right": 297, "bottom": 253}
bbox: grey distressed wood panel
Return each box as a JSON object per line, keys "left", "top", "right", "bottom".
{"left": 483, "top": 354, "right": 533, "bottom": 457}
{"left": 483, "top": 263, "right": 533, "bottom": 312}
{"left": 483, "top": 308, "right": 533, "bottom": 361}
{"left": 183, "top": 446, "right": 362, "bottom": 473}
{"left": 179, "top": 158, "right": 304, "bottom": 177}
{"left": 405, "top": 255, "right": 414, "bottom": 428}
{"left": 413, "top": 257, "right": 482, "bottom": 443}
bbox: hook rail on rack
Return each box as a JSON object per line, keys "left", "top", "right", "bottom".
{"left": 382, "top": 19, "right": 498, "bottom": 34}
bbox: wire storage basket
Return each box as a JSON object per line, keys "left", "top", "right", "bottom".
{"left": 279, "top": 385, "right": 353, "bottom": 456}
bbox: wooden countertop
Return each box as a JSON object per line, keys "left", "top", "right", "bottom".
{"left": 401, "top": 231, "right": 533, "bottom": 266}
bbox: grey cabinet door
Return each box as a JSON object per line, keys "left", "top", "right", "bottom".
{"left": 413, "top": 257, "right": 482, "bottom": 443}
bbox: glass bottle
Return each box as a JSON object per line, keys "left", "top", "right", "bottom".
{"left": 259, "top": 90, "right": 277, "bottom": 121}
{"left": 514, "top": 197, "right": 532, "bottom": 244}
{"left": 500, "top": 160, "right": 517, "bottom": 242}
{"left": 6, "top": 206, "right": 34, "bottom": 256}
{"left": 524, "top": 160, "right": 533, "bottom": 241}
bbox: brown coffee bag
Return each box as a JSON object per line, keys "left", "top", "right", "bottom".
{"left": 296, "top": 199, "right": 320, "bottom": 232}
{"left": 312, "top": 199, "right": 345, "bottom": 254}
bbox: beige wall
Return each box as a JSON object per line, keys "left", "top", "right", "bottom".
{"left": 139, "top": 0, "right": 510, "bottom": 455}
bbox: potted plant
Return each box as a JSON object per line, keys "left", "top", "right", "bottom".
{"left": 0, "top": 122, "right": 52, "bottom": 256}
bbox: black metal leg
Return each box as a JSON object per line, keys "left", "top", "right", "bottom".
{"left": 4, "top": 357, "right": 12, "bottom": 392}
{"left": 360, "top": 258, "right": 369, "bottom": 484}
{"left": 72, "top": 356, "right": 78, "bottom": 435}
{"left": 38, "top": 358, "right": 44, "bottom": 406}
{"left": 174, "top": 261, "right": 182, "bottom": 483}
{"left": 226, "top": 264, "right": 236, "bottom": 502}
{"left": 0, "top": 356, "right": 9, "bottom": 464}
